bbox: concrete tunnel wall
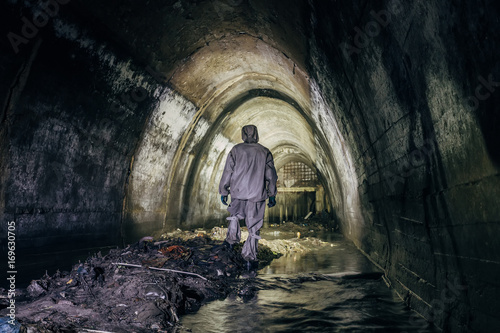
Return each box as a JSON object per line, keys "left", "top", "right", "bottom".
{"left": 0, "top": 0, "right": 499, "bottom": 331}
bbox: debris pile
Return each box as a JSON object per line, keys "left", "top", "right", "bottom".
{"left": 268, "top": 219, "right": 330, "bottom": 235}
{"left": 0, "top": 234, "right": 281, "bottom": 332}
{"left": 211, "top": 223, "right": 332, "bottom": 255}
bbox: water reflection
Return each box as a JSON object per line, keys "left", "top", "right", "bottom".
{"left": 180, "top": 234, "right": 436, "bottom": 333}
{"left": 260, "top": 233, "right": 374, "bottom": 275}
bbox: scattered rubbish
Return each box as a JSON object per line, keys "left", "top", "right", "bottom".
{"left": 93, "top": 267, "right": 105, "bottom": 286}
{"left": 0, "top": 224, "right": 333, "bottom": 331}
{"left": 111, "top": 262, "right": 208, "bottom": 281}
{"left": 0, "top": 232, "right": 282, "bottom": 332}
{"left": 77, "top": 265, "right": 88, "bottom": 275}
{"left": 26, "top": 280, "right": 45, "bottom": 298}
{"left": 144, "top": 285, "right": 165, "bottom": 300}
{"left": 139, "top": 236, "right": 154, "bottom": 243}
{"left": 158, "top": 244, "right": 191, "bottom": 260}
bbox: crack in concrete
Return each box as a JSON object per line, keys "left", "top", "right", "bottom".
{"left": 1, "top": 39, "right": 43, "bottom": 127}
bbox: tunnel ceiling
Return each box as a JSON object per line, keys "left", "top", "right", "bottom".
{"left": 166, "top": 32, "right": 314, "bottom": 167}
{"left": 72, "top": 0, "right": 309, "bottom": 81}
{"left": 71, "top": 0, "right": 315, "bottom": 164}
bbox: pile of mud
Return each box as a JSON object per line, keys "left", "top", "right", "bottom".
{"left": 0, "top": 234, "right": 281, "bottom": 332}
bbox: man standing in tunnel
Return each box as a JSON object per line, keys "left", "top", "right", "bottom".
{"left": 219, "top": 124, "right": 278, "bottom": 271}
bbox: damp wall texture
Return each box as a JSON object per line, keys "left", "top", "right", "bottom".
{"left": 307, "top": 0, "right": 500, "bottom": 331}
{"left": 0, "top": 3, "right": 165, "bottom": 250}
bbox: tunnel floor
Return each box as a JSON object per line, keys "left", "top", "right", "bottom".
{"left": 1, "top": 228, "right": 439, "bottom": 332}
{"left": 180, "top": 233, "right": 438, "bottom": 333}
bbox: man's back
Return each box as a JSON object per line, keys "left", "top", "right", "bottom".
{"left": 225, "top": 142, "right": 272, "bottom": 201}
{"left": 219, "top": 125, "right": 277, "bottom": 202}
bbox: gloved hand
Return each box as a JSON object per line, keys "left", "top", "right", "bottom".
{"left": 221, "top": 195, "right": 229, "bottom": 206}
{"left": 268, "top": 196, "right": 276, "bottom": 208}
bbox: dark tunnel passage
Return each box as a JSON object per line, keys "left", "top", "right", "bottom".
{"left": 0, "top": 0, "right": 499, "bottom": 331}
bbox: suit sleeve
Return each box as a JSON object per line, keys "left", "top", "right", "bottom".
{"left": 219, "top": 150, "right": 235, "bottom": 196}
{"left": 265, "top": 151, "right": 278, "bottom": 197}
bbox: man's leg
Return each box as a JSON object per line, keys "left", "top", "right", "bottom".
{"left": 241, "top": 201, "right": 266, "bottom": 262}
{"left": 225, "top": 199, "right": 245, "bottom": 245}
{"left": 225, "top": 216, "right": 241, "bottom": 245}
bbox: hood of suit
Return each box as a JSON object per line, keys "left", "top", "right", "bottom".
{"left": 242, "top": 125, "right": 259, "bottom": 143}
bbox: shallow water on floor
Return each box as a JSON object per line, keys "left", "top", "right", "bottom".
{"left": 180, "top": 234, "right": 437, "bottom": 333}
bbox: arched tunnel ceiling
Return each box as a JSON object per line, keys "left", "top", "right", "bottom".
{"left": 168, "top": 34, "right": 310, "bottom": 110}
{"left": 71, "top": 0, "right": 309, "bottom": 81}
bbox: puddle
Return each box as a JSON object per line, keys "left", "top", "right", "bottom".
{"left": 180, "top": 234, "right": 437, "bottom": 333}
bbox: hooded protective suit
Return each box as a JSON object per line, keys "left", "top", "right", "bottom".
{"left": 219, "top": 125, "right": 277, "bottom": 201}
{"left": 218, "top": 125, "right": 278, "bottom": 262}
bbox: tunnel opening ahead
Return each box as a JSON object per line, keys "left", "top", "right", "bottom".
{"left": 270, "top": 161, "right": 335, "bottom": 227}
